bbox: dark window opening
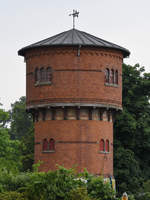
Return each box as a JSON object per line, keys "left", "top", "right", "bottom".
{"left": 43, "top": 139, "right": 49, "bottom": 151}
{"left": 99, "top": 110, "right": 103, "bottom": 121}
{"left": 35, "top": 68, "right": 40, "bottom": 82}
{"left": 105, "top": 68, "right": 110, "bottom": 83}
{"left": 107, "top": 111, "right": 110, "bottom": 122}
{"left": 104, "top": 68, "right": 119, "bottom": 86}
{"left": 89, "top": 109, "right": 92, "bottom": 120}
{"left": 110, "top": 69, "right": 114, "bottom": 84}
{"left": 40, "top": 67, "right": 46, "bottom": 82}
{"left": 47, "top": 67, "right": 52, "bottom": 82}
{"left": 49, "top": 138, "right": 55, "bottom": 151}
{"left": 106, "top": 140, "right": 109, "bottom": 152}
{"left": 115, "top": 70, "right": 118, "bottom": 84}
{"left": 100, "top": 139, "right": 105, "bottom": 152}
{"left": 35, "top": 67, "right": 53, "bottom": 85}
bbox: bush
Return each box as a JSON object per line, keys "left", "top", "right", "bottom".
{"left": 0, "top": 191, "right": 27, "bottom": 200}
{"left": 0, "top": 170, "right": 30, "bottom": 192}
{"left": 87, "top": 176, "right": 115, "bottom": 200}
{"left": 0, "top": 167, "right": 117, "bottom": 200}
{"left": 68, "top": 187, "right": 91, "bottom": 200}
{"left": 136, "top": 192, "right": 150, "bottom": 200}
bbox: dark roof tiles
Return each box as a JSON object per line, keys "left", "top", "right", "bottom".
{"left": 18, "top": 29, "right": 130, "bottom": 57}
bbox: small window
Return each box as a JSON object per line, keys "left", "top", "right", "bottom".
{"left": 49, "top": 138, "right": 55, "bottom": 151}
{"left": 35, "top": 68, "right": 40, "bottom": 82}
{"left": 47, "top": 67, "right": 52, "bottom": 82}
{"left": 110, "top": 69, "right": 114, "bottom": 84}
{"left": 40, "top": 67, "right": 46, "bottom": 82}
{"left": 115, "top": 70, "right": 118, "bottom": 84}
{"left": 105, "top": 68, "right": 110, "bottom": 83}
{"left": 35, "top": 67, "right": 53, "bottom": 86}
{"left": 100, "top": 139, "right": 105, "bottom": 152}
{"left": 43, "top": 139, "right": 49, "bottom": 151}
{"left": 105, "top": 140, "right": 109, "bottom": 152}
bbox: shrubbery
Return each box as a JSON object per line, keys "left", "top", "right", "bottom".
{"left": 0, "top": 191, "right": 27, "bottom": 200}
{"left": 0, "top": 167, "right": 116, "bottom": 200}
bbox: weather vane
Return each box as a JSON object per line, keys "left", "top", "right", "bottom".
{"left": 69, "top": 10, "right": 79, "bottom": 29}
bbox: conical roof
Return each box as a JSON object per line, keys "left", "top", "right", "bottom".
{"left": 18, "top": 29, "right": 130, "bottom": 57}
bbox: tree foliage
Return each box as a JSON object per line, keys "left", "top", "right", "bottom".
{"left": 0, "top": 167, "right": 115, "bottom": 200}
{"left": 114, "top": 63, "right": 150, "bottom": 195}
{"left": 10, "top": 96, "right": 33, "bottom": 140}
{"left": 0, "top": 105, "right": 21, "bottom": 172}
{"left": 9, "top": 96, "right": 34, "bottom": 171}
{"left": 0, "top": 97, "right": 34, "bottom": 172}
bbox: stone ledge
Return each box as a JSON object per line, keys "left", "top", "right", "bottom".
{"left": 42, "top": 150, "right": 55, "bottom": 153}
{"left": 105, "top": 83, "right": 119, "bottom": 87}
{"left": 35, "top": 81, "right": 52, "bottom": 86}
{"left": 98, "top": 151, "right": 110, "bottom": 154}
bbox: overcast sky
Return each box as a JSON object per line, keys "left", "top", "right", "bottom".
{"left": 1, "top": 0, "right": 150, "bottom": 110}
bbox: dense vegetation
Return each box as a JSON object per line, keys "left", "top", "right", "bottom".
{"left": 0, "top": 96, "right": 34, "bottom": 173}
{"left": 0, "top": 167, "right": 116, "bottom": 200}
{"left": 0, "top": 63, "right": 150, "bottom": 199}
{"left": 114, "top": 64, "right": 150, "bottom": 197}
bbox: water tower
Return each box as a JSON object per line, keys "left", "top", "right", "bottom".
{"left": 18, "top": 17, "right": 130, "bottom": 177}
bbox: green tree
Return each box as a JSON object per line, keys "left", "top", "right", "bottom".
{"left": 9, "top": 97, "right": 34, "bottom": 171}
{"left": 10, "top": 96, "right": 33, "bottom": 140}
{"left": 0, "top": 107, "right": 9, "bottom": 128}
{"left": 0, "top": 105, "right": 21, "bottom": 172}
{"left": 20, "top": 128, "right": 34, "bottom": 171}
{"left": 114, "top": 64, "right": 150, "bottom": 194}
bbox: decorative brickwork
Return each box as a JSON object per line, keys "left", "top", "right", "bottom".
{"left": 32, "top": 107, "right": 113, "bottom": 122}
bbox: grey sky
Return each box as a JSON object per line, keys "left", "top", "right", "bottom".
{"left": 1, "top": 0, "right": 150, "bottom": 110}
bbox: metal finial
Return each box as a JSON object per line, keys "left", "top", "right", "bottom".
{"left": 69, "top": 10, "right": 79, "bottom": 29}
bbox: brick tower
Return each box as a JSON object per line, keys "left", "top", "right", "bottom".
{"left": 18, "top": 29, "right": 130, "bottom": 177}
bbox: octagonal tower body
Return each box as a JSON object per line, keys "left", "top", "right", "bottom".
{"left": 18, "top": 29, "right": 130, "bottom": 177}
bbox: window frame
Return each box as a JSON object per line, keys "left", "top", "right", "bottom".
{"left": 105, "top": 139, "right": 109, "bottom": 152}
{"left": 42, "top": 138, "right": 49, "bottom": 152}
{"left": 104, "top": 68, "right": 119, "bottom": 87}
{"left": 100, "top": 139, "right": 105, "bottom": 152}
{"left": 34, "top": 66, "right": 53, "bottom": 86}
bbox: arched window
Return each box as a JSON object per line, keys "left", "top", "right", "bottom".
{"left": 43, "top": 139, "right": 48, "bottom": 151}
{"left": 35, "top": 68, "right": 38, "bottom": 82}
{"left": 105, "top": 140, "right": 109, "bottom": 152}
{"left": 100, "top": 139, "right": 105, "bottom": 152}
{"left": 46, "top": 67, "right": 52, "bottom": 82}
{"left": 35, "top": 68, "right": 40, "bottom": 82}
{"left": 49, "top": 138, "right": 55, "bottom": 151}
{"left": 115, "top": 70, "right": 118, "bottom": 84}
{"left": 110, "top": 69, "right": 114, "bottom": 84}
{"left": 105, "top": 68, "right": 110, "bottom": 83}
{"left": 40, "top": 67, "right": 46, "bottom": 82}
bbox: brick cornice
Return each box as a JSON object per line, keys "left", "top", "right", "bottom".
{"left": 26, "top": 99, "right": 122, "bottom": 110}
{"left": 25, "top": 47, "right": 123, "bottom": 61}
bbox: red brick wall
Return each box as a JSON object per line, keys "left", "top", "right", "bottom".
{"left": 34, "top": 120, "right": 113, "bottom": 176}
{"left": 24, "top": 46, "right": 123, "bottom": 176}
{"left": 25, "top": 47, "right": 123, "bottom": 109}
